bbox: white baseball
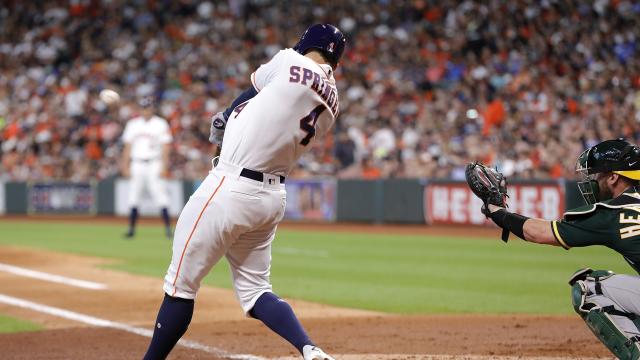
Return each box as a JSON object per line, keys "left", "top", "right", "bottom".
{"left": 99, "top": 89, "right": 120, "bottom": 105}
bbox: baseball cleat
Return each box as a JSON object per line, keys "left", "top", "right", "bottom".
{"left": 123, "top": 230, "right": 135, "bottom": 239}
{"left": 302, "top": 345, "right": 335, "bottom": 360}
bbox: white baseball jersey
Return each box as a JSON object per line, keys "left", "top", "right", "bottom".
{"left": 163, "top": 49, "right": 341, "bottom": 313}
{"left": 122, "top": 115, "right": 172, "bottom": 161}
{"left": 122, "top": 115, "right": 172, "bottom": 208}
{"left": 220, "top": 48, "right": 339, "bottom": 176}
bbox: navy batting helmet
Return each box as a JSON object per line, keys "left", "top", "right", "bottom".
{"left": 293, "top": 24, "right": 346, "bottom": 69}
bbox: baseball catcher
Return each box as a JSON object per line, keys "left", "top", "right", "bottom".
{"left": 466, "top": 139, "right": 640, "bottom": 360}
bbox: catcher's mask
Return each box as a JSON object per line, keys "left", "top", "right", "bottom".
{"left": 576, "top": 139, "right": 640, "bottom": 205}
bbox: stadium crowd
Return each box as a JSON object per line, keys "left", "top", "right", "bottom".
{"left": 1, "top": 0, "right": 640, "bottom": 181}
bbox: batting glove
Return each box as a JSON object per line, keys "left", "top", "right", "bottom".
{"left": 209, "top": 111, "right": 227, "bottom": 146}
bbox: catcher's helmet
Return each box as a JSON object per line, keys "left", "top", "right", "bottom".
{"left": 576, "top": 139, "right": 640, "bottom": 204}
{"left": 293, "top": 24, "right": 346, "bottom": 69}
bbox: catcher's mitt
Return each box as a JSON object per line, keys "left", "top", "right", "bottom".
{"left": 465, "top": 161, "right": 510, "bottom": 241}
{"left": 465, "top": 161, "right": 508, "bottom": 209}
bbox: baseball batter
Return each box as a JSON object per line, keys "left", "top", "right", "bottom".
{"left": 142, "top": 24, "right": 346, "bottom": 360}
{"left": 121, "top": 96, "right": 173, "bottom": 239}
{"left": 472, "top": 139, "right": 640, "bottom": 359}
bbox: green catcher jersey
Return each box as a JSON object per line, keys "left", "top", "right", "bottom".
{"left": 552, "top": 188, "right": 640, "bottom": 274}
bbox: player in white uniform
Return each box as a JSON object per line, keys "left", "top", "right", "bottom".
{"left": 121, "top": 96, "right": 173, "bottom": 239}
{"left": 142, "top": 24, "right": 346, "bottom": 360}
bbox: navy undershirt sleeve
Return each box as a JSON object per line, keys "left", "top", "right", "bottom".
{"left": 223, "top": 86, "right": 259, "bottom": 120}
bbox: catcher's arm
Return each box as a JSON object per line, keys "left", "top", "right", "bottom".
{"left": 485, "top": 204, "right": 562, "bottom": 246}
{"left": 466, "top": 161, "right": 562, "bottom": 246}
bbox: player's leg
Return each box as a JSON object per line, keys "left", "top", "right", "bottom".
{"left": 598, "top": 274, "right": 640, "bottom": 315}
{"left": 125, "top": 162, "right": 144, "bottom": 238}
{"left": 570, "top": 271, "right": 640, "bottom": 359}
{"left": 143, "top": 173, "right": 232, "bottom": 359}
{"left": 148, "top": 161, "right": 172, "bottom": 238}
{"left": 228, "top": 221, "right": 332, "bottom": 359}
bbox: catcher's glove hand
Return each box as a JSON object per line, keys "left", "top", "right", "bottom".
{"left": 209, "top": 111, "right": 227, "bottom": 146}
{"left": 465, "top": 161, "right": 510, "bottom": 241}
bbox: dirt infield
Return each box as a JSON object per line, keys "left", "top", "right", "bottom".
{"left": 0, "top": 242, "right": 614, "bottom": 360}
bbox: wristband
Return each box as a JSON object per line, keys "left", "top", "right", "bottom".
{"left": 488, "top": 209, "right": 529, "bottom": 240}
{"left": 504, "top": 212, "right": 528, "bottom": 240}
{"left": 488, "top": 208, "right": 508, "bottom": 228}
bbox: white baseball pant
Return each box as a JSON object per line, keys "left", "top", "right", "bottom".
{"left": 163, "top": 161, "right": 286, "bottom": 313}
{"left": 128, "top": 159, "right": 169, "bottom": 208}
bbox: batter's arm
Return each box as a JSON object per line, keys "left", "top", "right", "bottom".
{"left": 222, "top": 86, "right": 258, "bottom": 120}
{"left": 161, "top": 143, "right": 170, "bottom": 178}
{"left": 121, "top": 143, "right": 131, "bottom": 178}
{"left": 210, "top": 86, "right": 259, "bottom": 146}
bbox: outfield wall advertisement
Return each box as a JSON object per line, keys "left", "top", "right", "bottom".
{"left": 0, "top": 181, "right": 5, "bottom": 214}
{"left": 114, "top": 179, "right": 184, "bottom": 217}
{"left": 28, "top": 182, "right": 96, "bottom": 215}
{"left": 424, "top": 182, "right": 565, "bottom": 225}
{"left": 284, "top": 179, "right": 336, "bottom": 221}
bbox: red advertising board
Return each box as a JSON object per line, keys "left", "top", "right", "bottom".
{"left": 424, "top": 183, "right": 565, "bottom": 225}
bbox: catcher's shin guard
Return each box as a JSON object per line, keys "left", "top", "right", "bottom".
{"left": 571, "top": 280, "right": 640, "bottom": 360}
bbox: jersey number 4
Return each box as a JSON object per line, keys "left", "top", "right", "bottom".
{"left": 299, "top": 105, "right": 326, "bottom": 146}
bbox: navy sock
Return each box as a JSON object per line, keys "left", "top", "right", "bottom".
{"left": 143, "top": 294, "right": 194, "bottom": 360}
{"left": 249, "top": 292, "right": 313, "bottom": 354}
{"left": 128, "top": 207, "right": 138, "bottom": 234}
{"left": 160, "top": 207, "right": 170, "bottom": 230}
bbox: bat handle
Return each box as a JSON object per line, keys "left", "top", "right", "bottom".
{"left": 212, "top": 145, "right": 222, "bottom": 168}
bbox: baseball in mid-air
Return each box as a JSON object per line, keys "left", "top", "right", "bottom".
{"left": 99, "top": 89, "right": 120, "bottom": 105}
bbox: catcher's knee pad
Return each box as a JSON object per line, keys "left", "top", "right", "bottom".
{"left": 568, "top": 268, "right": 615, "bottom": 305}
{"left": 580, "top": 304, "right": 640, "bottom": 360}
{"left": 570, "top": 270, "right": 640, "bottom": 360}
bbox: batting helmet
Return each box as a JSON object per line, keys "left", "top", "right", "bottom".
{"left": 576, "top": 138, "right": 640, "bottom": 204}
{"left": 293, "top": 24, "right": 346, "bottom": 69}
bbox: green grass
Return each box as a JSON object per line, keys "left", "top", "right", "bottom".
{"left": 0, "top": 314, "right": 41, "bottom": 333}
{"left": 0, "top": 221, "right": 628, "bottom": 314}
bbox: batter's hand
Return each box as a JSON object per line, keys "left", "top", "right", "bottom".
{"left": 209, "top": 112, "right": 227, "bottom": 146}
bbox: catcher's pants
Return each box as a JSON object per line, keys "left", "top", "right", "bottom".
{"left": 583, "top": 274, "right": 640, "bottom": 336}
{"left": 128, "top": 159, "right": 169, "bottom": 208}
{"left": 163, "top": 161, "right": 286, "bottom": 313}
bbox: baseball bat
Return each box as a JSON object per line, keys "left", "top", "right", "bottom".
{"left": 212, "top": 145, "right": 222, "bottom": 167}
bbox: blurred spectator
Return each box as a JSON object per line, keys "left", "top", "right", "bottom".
{"left": 0, "top": 1, "right": 639, "bottom": 182}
